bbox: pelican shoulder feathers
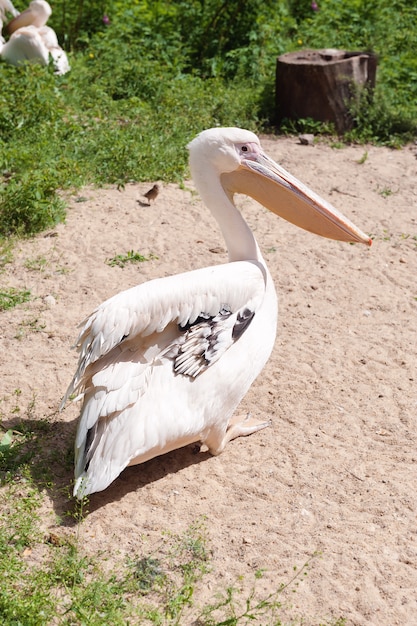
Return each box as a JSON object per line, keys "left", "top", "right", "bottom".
{"left": 62, "top": 127, "right": 371, "bottom": 499}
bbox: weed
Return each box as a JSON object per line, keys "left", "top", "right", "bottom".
{"left": 280, "top": 117, "right": 335, "bottom": 136}
{"left": 106, "top": 250, "right": 158, "bottom": 268}
{"left": 198, "top": 556, "right": 314, "bottom": 626}
{"left": 0, "top": 239, "right": 13, "bottom": 270}
{"left": 14, "top": 317, "right": 47, "bottom": 340}
{"left": 0, "top": 450, "right": 342, "bottom": 626}
{"left": 378, "top": 187, "right": 394, "bottom": 198}
{"left": 0, "top": 287, "right": 31, "bottom": 311}
{"left": 356, "top": 151, "right": 368, "bottom": 165}
{"left": 0, "top": 167, "right": 66, "bottom": 237}
{"left": 133, "top": 556, "right": 166, "bottom": 592}
{"left": 24, "top": 255, "right": 48, "bottom": 272}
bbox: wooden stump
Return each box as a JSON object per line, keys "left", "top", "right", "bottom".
{"left": 276, "top": 49, "right": 378, "bottom": 133}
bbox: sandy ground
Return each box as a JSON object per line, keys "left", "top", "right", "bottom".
{"left": 1, "top": 135, "right": 417, "bottom": 624}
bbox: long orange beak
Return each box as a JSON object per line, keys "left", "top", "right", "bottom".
{"left": 221, "top": 152, "right": 372, "bottom": 246}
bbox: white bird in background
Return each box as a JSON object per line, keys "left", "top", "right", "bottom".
{"left": 0, "top": 0, "right": 19, "bottom": 19}
{"left": 62, "top": 127, "right": 371, "bottom": 499}
{"left": 0, "top": 0, "right": 18, "bottom": 45}
{"left": 1, "top": 0, "right": 70, "bottom": 74}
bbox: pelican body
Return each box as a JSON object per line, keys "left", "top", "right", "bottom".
{"left": 1, "top": 0, "right": 70, "bottom": 74}
{"left": 63, "top": 128, "right": 371, "bottom": 499}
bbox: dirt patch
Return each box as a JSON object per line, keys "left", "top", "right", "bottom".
{"left": 1, "top": 136, "right": 416, "bottom": 624}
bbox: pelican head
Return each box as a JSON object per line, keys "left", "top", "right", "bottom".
{"left": 6, "top": 0, "right": 51, "bottom": 33}
{"left": 188, "top": 127, "right": 372, "bottom": 246}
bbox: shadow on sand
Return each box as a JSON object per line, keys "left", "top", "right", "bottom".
{"left": 1, "top": 411, "right": 211, "bottom": 524}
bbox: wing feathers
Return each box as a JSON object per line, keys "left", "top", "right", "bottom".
{"left": 62, "top": 260, "right": 266, "bottom": 405}
{"left": 173, "top": 306, "right": 236, "bottom": 377}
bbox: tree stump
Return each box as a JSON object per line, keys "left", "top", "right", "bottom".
{"left": 276, "top": 49, "right": 378, "bottom": 133}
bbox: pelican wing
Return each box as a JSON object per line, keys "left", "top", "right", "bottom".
{"left": 171, "top": 304, "right": 254, "bottom": 377}
{"left": 68, "top": 259, "right": 268, "bottom": 496}
{"left": 63, "top": 260, "right": 267, "bottom": 404}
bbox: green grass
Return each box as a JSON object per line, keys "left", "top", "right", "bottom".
{"left": 14, "top": 316, "right": 47, "bottom": 340}
{"left": 0, "top": 288, "right": 31, "bottom": 311}
{"left": 106, "top": 250, "right": 158, "bottom": 268}
{"left": 0, "top": 475, "right": 315, "bottom": 625}
{"left": 0, "top": 239, "right": 13, "bottom": 270}
{"left": 24, "top": 255, "right": 48, "bottom": 272}
{"left": 0, "top": 2, "right": 414, "bottom": 621}
{"left": 0, "top": 0, "right": 415, "bottom": 239}
{"left": 0, "top": 396, "right": 345, "bottom": 625}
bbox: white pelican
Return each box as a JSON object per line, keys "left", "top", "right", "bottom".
{"left": 2, "top": 0, "right": 70, "bottom": 74}
{"left": 0, "top": 0, "right": 19, "bottom": 19}
{"left": 0, "top": 0, "right": 18, "bottom": 46}
{"left": 6, "top": 0, "right": 53, "bottom": 31}
{"left": 1, "top": 24, "right": 49, "bottom": 66}
{"left": 62, "top": 127, "right": 371, "bottom": 499}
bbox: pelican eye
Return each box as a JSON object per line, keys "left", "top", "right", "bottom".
{"left": 241, "top": 145, "right": 248, "bottom": 152}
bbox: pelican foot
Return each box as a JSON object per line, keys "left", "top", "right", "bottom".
{"left": 227, "top": 412, "right": 271, "bottom": 438}
{"left": 206, "top": 412, "right": 271, "bottom": 456}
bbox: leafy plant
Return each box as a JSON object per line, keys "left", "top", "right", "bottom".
{"left": 0, "top": 425, "right": 37, "bottom": 480}
{"left": 24, "top": 255, "right": 48, "bottom": 272}
{"left": 0, "top": 288, "right": 31, "bottom": 311}
{"left": 198, "top": 558, "right": 313, "bottom": 626}
{"left": 14, "top": 316, "right": 47, "bottom": 340}
{"left": 106, "top": 250, "right": 158, "bottom": 267}
{"left": 297, "top": 0, "right": 417, "bottom": 143}
{"left": 0, "top": 239, "right": 13, "bottom": 270}
{"left": 0, "top": 168, "right": 66, "bottom": 237}
{"left": 0, "top": 0, "right": 415, "bottom": 238}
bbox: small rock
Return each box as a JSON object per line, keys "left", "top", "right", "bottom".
{"left": 44, "top": 295, "right": 56, "bottom": 308}
{"left": 298, "top": 133, "right": 315, "bottom": 146}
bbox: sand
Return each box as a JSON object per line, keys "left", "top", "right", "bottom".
{"left": 1, "top": 135, "right": 416, "bottom": 624}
